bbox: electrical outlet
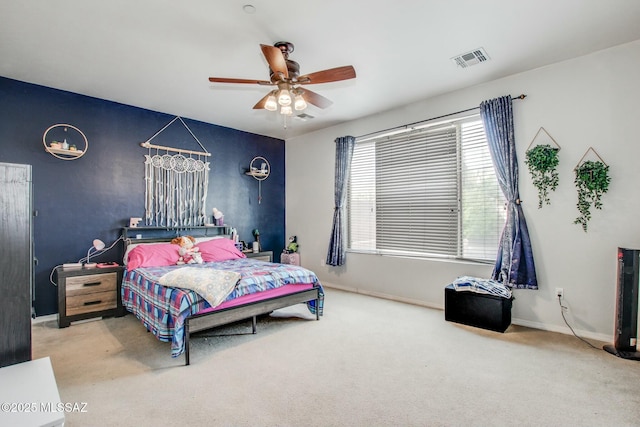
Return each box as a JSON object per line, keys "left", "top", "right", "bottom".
{"left": 320, "top": 259, "right": 326, "bottom": 266}
{"left": 555, "top": 288, "right": 564, "bottom": 298}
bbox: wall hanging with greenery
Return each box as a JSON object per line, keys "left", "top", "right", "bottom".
{"left": 525, "top": 127, "right": 561, "bottom": 208}
{"left": 525, "top": 144, "right": 560, "bottom": 208}
{"left": 573, "top": 148, "right": 610, "bottom": 232}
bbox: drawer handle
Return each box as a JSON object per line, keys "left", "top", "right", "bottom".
{"left": 83, "top": 300, "right": 102, "bottom": 306}
{"left": 83, "top": 282, "right": 102, "bottom": 287}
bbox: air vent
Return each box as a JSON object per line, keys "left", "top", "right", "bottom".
{"left": 451, "top": 48, "right": 490, "bottom": 68}
{"left": 295, "top": 113, "right": 314, "bottom": 121}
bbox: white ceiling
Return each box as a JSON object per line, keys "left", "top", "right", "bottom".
{"left": 2, "top": 1, "right": 640, "bottom": 140}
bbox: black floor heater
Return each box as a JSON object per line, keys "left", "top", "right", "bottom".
{"left": 603, "top": 247, "right": 640, "bottom": 360}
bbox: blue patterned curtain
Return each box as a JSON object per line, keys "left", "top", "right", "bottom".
{"left": 480, "top": 96, "right": 538, "bottom": 289}
{"left": 326, "top": 136, "right": 356, "bottom": 266}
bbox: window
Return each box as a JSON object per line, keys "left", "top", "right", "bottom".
{"left": 348, "top": 115, "right": 505, "bottom": 262}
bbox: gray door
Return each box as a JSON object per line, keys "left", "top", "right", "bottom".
{"left": 0, "top": 162, "right": 32, "bottom": 367}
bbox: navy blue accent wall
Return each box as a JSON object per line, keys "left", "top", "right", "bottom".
{"left": 0, "top": 76, "right": 285, "bottom": 316}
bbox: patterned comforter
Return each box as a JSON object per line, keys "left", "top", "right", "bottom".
{"left": 121, "top": 258, "right": 324, "bottom": 357}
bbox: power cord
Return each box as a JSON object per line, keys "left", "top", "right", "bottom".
{"left": 49, "top": 265, "right": 63, "bottom": 287}
{"left": 557, "top": 295, "right": 599, "bottom": 350}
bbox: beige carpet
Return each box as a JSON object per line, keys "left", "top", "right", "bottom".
{"left": 32, "top": 288, "right": 640, "bottom": 427}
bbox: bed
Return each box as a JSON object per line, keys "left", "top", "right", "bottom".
{"left": 119, "top": 226, "right": 323, "bottom": 365}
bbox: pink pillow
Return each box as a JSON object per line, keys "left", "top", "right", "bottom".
{"left": 126, "top": 243, "right": 180, "bottom": 270}
{"left": 197, "top": 238, "right": 246, "bottom": 262}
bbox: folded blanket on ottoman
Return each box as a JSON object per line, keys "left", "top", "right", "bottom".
{"left": 451, "top": 276, "right": 512, "bottom": 299}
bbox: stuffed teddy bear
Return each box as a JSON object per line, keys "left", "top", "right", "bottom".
{"left": 171, "top": 236, "right": 203, "bottom": 265}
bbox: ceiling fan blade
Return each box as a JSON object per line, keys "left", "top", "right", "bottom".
{"left": 297, "top": 66, "right": 356, "bottom": 85}
{"left": 209, "top": 77, "right": 273, "bottom": 85}
{"left": 260, "top": 44, "right": 288, "bottom": 80}
{"left": 299, "top": 88, "right": 333, "bottom": 109}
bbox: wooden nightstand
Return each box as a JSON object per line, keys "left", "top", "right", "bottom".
{"left": 57, "top": 266, "right": 125, "bottom": 328}
{"left": 245, "top": 251, "right": 273, "bottom": 262}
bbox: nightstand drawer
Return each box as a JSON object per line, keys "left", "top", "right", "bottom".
{"left": 66, "top": 291, "right": 117, "bottom": 316}
{"left": 66, "top": 272, "right": 117, "bottom": 296}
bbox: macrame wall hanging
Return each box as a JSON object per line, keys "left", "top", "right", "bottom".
{"left": 140, "top": 117, "right": 211, "bottom": 228}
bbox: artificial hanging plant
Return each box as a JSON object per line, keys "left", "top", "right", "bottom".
{"left": 573, "top": 160, "right": 611, "bottom": 232}
{"left": 524, "top": 144, "right": 560, "bottom": 208}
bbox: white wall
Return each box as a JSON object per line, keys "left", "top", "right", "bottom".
{"left": 286, "top": 40, "right": 640, "bottom": 341}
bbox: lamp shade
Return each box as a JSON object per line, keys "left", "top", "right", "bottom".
{"left": 93, "top": 239, "right": 105, "bottom": 251}
{"left": 277, "top": 89, "right": 292, "bottom": 106}
{"left": 280, "top": 105, "right": 293, "bottom": 115}
{"left": 265, "top": 94, "right": 278, "bottom": 111}
{"left": 294, "top": 94, "right": 307, "bottom": 111}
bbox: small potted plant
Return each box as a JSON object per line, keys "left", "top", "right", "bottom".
{"left": 525, "top": 144, "right": 560, "bottom": 208}
{"left": 573, "top": 160, "right": 611, "bottom": 232}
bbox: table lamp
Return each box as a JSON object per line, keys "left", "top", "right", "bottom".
{"left": 85, "top": 239, "right": 105, "bottom": 268}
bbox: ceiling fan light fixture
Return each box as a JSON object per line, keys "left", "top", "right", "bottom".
{"left": 277, "top": 89, "right": 292, "bottom": 106}
{"left": 265, "top": 93, "right": 278, "bottom": 111}
{"left": 294, "top": 93, "right": 307, "bottom": 111}
{"left": 280, "top": 105, "right": 293, "bottom": 115}
{"left": 208, "top": 41, "right": 356, "bottom": 125}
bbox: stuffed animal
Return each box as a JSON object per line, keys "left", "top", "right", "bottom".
{"left": 171, "top": 236, "right": 203, "bottom": 265}
{"left": 286, "top": 235, "right": 298, "bottom": 253}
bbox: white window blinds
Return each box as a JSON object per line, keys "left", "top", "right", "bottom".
{"left": 348, "top": 116, "right": 504, "bottom": 261}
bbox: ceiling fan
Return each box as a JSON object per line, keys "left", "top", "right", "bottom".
{"left": 208, "top": 41, "right": 356, "bottom": 116}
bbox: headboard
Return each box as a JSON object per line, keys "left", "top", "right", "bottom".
{"left": 121, "top": 225, "right": 239, "bottom": 269}
{"left": 122, "top": 225, "right": 231, "bottom": 245}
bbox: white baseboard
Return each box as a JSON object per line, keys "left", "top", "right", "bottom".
{"left": 323, "top": 282, "right": 442, "bottom": 310}
{"left": 32, "top": 313, "right": 104, "bottom": 326}
{"left": 511, "top": 317, "right": 611, "bottom": 343}
{"left": 323, "top": 282, "right": 613, "bottom": 343}
{"left": 32, "top": 314, "right": 57, "bottom": 324}
{"left": 33, "top": 284, "right": 611, "bottom": 343}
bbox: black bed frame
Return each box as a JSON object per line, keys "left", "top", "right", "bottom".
{"left": 121, "top": 226, "right": 321, "bottom": 365}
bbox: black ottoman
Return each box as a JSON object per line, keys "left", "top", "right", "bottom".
{"left": 444, "top": 284, "right": 512, "bottom": 332}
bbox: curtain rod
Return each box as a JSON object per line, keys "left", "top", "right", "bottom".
{"left": 356, "top": 94, "right": 527, "bottom": 140}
